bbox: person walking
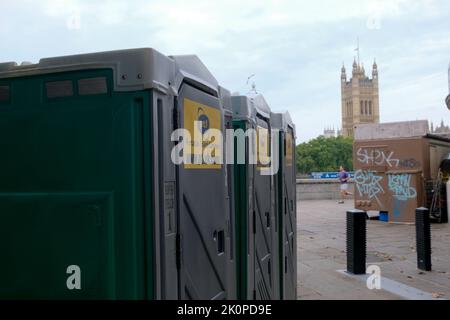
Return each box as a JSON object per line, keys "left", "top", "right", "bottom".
{"left": 338, "top": 166, "right": 352, "bottom": 204}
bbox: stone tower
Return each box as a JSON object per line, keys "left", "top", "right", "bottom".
{"left": 341, "top": 59, "right": 380, "bottom": 137}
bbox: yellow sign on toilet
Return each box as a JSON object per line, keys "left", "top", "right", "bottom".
{"left": 286, "top": 132, "right": 293, "bottom": 167}
{"left": 183, "top": 98, "right": 222, "bottom": 169}
{"left": 257, "top": 126, "right": 271, "bottom": 170}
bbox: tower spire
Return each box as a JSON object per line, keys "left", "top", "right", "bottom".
{"left": 354, "top": 37, "right": 360, "bottom": 66}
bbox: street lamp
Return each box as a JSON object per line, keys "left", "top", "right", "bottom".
{"left": 447, "top": 64, "right": 450, "bottom": 110}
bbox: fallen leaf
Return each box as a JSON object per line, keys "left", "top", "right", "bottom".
{"left": 418, "top": 272, "right": 425, "bottom": 275}
{"left": 432, "top": 292, "right": 444, "bottom": 299}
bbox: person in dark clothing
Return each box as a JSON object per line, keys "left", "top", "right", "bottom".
{"left": 338, "top": 166, "right": 352, "bottom": 204}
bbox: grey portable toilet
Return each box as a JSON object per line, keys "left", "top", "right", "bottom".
{"left": 271, "top": 111, "right": 297, "bottom": 300}
{"left": 231, "top": 93, "right": 279, "bottom": 300}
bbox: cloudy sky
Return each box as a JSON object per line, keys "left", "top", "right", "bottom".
{"left": 1, "top": 0, "right": 449, "bottom": 142}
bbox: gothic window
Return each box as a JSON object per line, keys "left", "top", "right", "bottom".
{"left": 346, "top": 101, "right": 352, "bottom": 116}
{"left": 360, "top": 101, "right": 363, "bottom": 115}
{"left": 369, "top": 101, "right": 372, "bottom": 115}
{"left": 364, "top": 101, "right": 368, "bottom": 115}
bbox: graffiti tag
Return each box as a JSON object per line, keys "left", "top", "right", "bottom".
{"left": 354, "top": 170, "right": 384, "bottom": 205}
{"left": 357, "top": 148, "right": 400, "bottom": 168}
{"left": 388, "top": 174, "right": 417, "bottom": 201}
{"left": 398, "top": 158, "right": 420, "bottom": 169}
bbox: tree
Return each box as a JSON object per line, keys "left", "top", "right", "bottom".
{"left": 296, "top": 136, "right": 353, "bottom": 175}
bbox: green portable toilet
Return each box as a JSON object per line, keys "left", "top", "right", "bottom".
{"left": 231, "top": 93, "right": 280, "bottom": 300}
{"left": 0, "top": 48, "right": 233, "bottom": 300}
{"left": 271, "top": 111, "right": 297, "bottom": 300}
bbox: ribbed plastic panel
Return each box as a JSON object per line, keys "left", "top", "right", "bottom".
{"left": 346, "top": 210, "right": 367, "bottom": 275}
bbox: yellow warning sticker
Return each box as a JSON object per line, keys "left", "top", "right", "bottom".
{"left": 183, "top": 98, "right": 222, "bottom": 169}
{"left": 257, "top": 126, "right": 271, "bottom": 170}
{"left": 286, "top": 132, "right": 293, "bottom": 167}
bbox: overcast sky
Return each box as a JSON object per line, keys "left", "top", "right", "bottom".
{"left": 1, "top": 0, "right": 449, "bottom": 142}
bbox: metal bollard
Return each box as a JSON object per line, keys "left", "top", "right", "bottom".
{"left": 416, "top": 207, "right": 432, "bottom": 271}
{"left": 346, "top": 210, "right": 367, "bottom": 275}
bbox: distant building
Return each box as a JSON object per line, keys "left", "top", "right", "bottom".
{"left": 430, "top": 120, "right": 450, "bottom": 135}
{"left": 323, "top": 127, "right": 336, "bottom": 138}
{"left": 341, "top": 59, "right": 380, "bottom": 137}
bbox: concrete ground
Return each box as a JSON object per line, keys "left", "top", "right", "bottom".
{"left": 297, "top": 200, "right": 450, "bottom": 300}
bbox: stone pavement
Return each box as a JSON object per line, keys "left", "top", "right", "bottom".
{"left": 297, "top": 200, "right": 450, "bottom": 300}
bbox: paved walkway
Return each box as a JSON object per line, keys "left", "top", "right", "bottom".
{"left": 297, "top": 200, "right": 450, "bottom": 300}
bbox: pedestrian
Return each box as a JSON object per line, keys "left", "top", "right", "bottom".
{"left": 338, "top": 166, "right": 352, "bottom": 204}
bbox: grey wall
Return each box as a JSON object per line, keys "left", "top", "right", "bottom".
{"left": 296, "top": 179, "right": 355, "bottom": 201}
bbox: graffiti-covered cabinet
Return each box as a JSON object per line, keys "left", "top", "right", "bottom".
{"left": 354, "top": 121, "right": 450, "bottom": 224}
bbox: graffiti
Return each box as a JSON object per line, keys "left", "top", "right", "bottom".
{"left": 357, "top": 148, "right": 420, "bottom": 169}
{"left": 354, "top": 170, "right": 384, "bottom": 205}
{"left": 398, "top": 158, "right": 420, "bottom": 168}
{"left": 356, "top": 148, "right": 400, "bottom": 168}
{"left": 388, "top": 174, "right": 417, "bottom": 201}
{"left": 392, "top": 198, "right": 408, "bottom": 222}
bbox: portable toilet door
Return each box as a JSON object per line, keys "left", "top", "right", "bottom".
{"left": 171, "top": 55, "right": 230, "bottom": 300}
{"left": 271, "top": 112, "right": 297, "bottom": 300}
{"left": 250, "top": 94, "right": 279, "bottom": 300}
{"left": 282, "top": 112, "right": 297, "bottom": 300}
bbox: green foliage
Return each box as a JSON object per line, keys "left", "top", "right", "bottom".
{"left": 296, "top": 136, "right": 353, "bottom": 175}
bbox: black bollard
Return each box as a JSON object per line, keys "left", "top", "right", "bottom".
{"left": 416, "top": 207, "right": 432, "bottom": 271}
{"left": 346, "top": 210, "right": 367, "bottom": 275}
